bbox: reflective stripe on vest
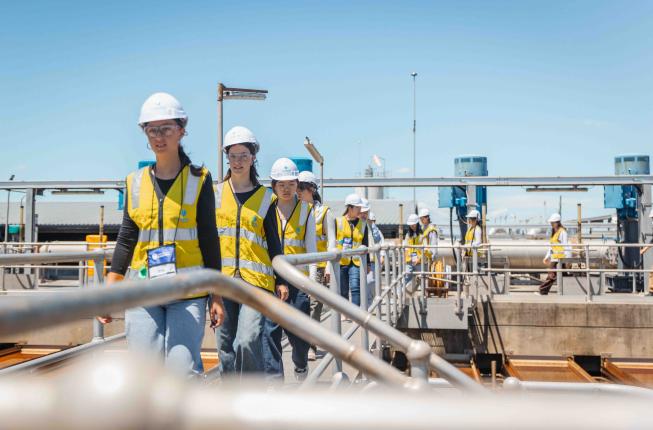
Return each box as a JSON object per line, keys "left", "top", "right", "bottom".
{"left": 215, "top": 181, "right": 276, "bottom": 292}
{"left": 464, "top": 226, "right": 483, "bottom": 257}
{"left": 126, "top": 165, "right": 206, "bottom": 274}
{"left": 221, "top": 257, "right": 275, "bottom": 277}
{"left": 421, "top": 224, "right": 438, "bottom": 259}
{"left": 336, "top": 216, "right": 365, "bottom": 267}
{"left": 137, "top": 227, "right": 198, "bottom": 243}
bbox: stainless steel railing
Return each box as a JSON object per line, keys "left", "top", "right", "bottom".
{"left": 273, "top": 246, "right": 486, "bottom": 393}
{"left": 0, "top": 267, "right": 418, "bottom": 389}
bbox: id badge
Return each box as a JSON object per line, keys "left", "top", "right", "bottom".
{"left": 147, "top": 244, "right": 177, "bottom": 279}
{"left": 343, "top": 237, "right": 353, "bottom": 250}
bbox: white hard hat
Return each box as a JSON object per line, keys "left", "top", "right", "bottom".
{"left": 224, "top": 126, "right": 260, "bottom": 154}
{"left": 270, "top": 158, "right": 299, "bottom": 181}
{"left": 138, "top": 92, "right": 188, "bottom": 126}
{"left": 466, "top": 209, "right": 480, "bottom": 219}
{"left": 298, "top": 171, "right": 318, "bottom": 186}
{"left": 407, "top": 214, "right": 420, "bottom": 225}
{"left": 547, "top": 213, "right": 562, "bottom": 223}
{"left": 360, "top": 198, "right": 370, "bottom": 212}
{"left": 418, "top": 207, "right": 430, "bottom": 218}
{"left": 368, "top": 211, "right": 377, "bottom": 221}
{"left": 345, "top": 193, "right": 363, "bottom": 207}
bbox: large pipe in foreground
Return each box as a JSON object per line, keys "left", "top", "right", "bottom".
{"left": 2, "top": 360, "right": 652, "bottom": 430}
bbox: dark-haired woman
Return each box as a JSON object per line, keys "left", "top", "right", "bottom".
{"left": 98, "top": 92, "right": 224, "bottom": 376}
{"left": 404, "top": 214, "right": 423, "bottom": 285}
{"left": 214, "top": 126, "right": 289, "bottom": 375}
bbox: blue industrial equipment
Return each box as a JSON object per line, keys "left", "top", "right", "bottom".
{"left": 605, "top": 155, "right": 650, "bottom": 292}
{"left": 290, "top": 157, "right": 313, "bottom": 173}
{"left": 439, "top": 156, "right": 488, "bottom": 210}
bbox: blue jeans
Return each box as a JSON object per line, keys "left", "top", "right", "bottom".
{"left": 340, "top": 263, "right": 361, "bottom": 306}
{"left": 215, "top": 296, "right": 266, "bottom": 375}
{"left": 263, "top": 286, "right": 311, "bottom": 376}
{"left": 125, "top": 296, "right": 207, "bottom": 376}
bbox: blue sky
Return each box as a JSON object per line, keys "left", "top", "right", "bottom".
{"left": 2, "top": 0, "right": 653, "bottom": 222}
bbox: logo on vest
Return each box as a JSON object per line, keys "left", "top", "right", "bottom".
{"left": 180, "top": 208, "right": 189, "bottom": 223}
{"left": 251, "top": 216, "right": 258, "bottom": 227}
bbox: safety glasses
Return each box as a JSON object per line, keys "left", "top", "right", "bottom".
{"left": 143, "top": 125, "right": 180, "bottom": 138}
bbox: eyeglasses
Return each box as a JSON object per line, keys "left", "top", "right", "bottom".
{"left": 144, "top": 125, "right": 180, "bottom": 138}
{"left": 227, "top": 153, "right": 252, "bottom": 163}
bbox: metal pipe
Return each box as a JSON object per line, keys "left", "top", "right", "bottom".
{"left": 359, "top": 253, "right": 369, "bottom": 353}
{"left": 0, "top": 250, "right": 112, "bottom": 265}
{"left": 92, "top": 257, "right": 105, "bottom": 341}
{"left": 273, "top": 256, "right": 486, "bottom": 393}
{"left": 0, "top": 333, "right": 126, "bottom": 376}
{"left": 6, "top": 372, "right": 652, "bottom": 429}
{"left": 503, "top": 377, "right": 653, "bottom": 399}
{"left": 217, "top": 83, "right": 224, "bottom": 180}
{"left": 328, "top": 258, "right": 342, "bottom": 373}
{"left": 384, "top": 248, "right": 391, "bottom": 326}
{"left": 406, "top": 340, "right": 430, "bottom": 381}
{"left": 0, "top": 269, "right": 410, "bottom": 388}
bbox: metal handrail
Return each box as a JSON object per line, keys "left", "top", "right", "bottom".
{"left": 0, "top": 250, "right": 113, "bottom": 265}
{"left": 272, "top": 248, "right": 486, "bottom": 393}
{"left": 0, "top": 268, "right": 414, "bottom": 388}
{"left": 0, "top": 333, "right": 126, "bottom": 376}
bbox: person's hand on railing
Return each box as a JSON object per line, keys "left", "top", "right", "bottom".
{"left": 209, "top": 295, "right": 225, "bottom": 329}
{"left": 96, "top": 272, "right": 123, "bottom": 324}
{"left": 324, "top": 273, "right": 331, "bottom": 285}
{"left": 276, "top": 284, "right": 289, "bottom": 301}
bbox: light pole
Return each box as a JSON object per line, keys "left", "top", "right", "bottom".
{"left": 217, "top": 84, "right": 268, "bottom": 181}
{"left": 411, "top": 72, "right": 417, "bottom": 213}
{"left": 304, "top": 137, "right": 325, "bottom": 200}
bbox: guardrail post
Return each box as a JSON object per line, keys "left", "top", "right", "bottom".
{"left": 557, "top": 262, "right": 563, "bottom": 296}
{"left": 91, "top": 256, "right": 105, "bottom": 341}
{"left": 585, "top": 244, "right": 592, "bottom": 302}
{"left": 398, "top": 247, "right": 406, "bottom": 316}
{"left": 384, "top": 247, "right": 392, "bottom": 326}
{"left": 455, "top": 244, "right": 463, "bottom": 315}
{"left": 472, "top": 246, "right": 478, "bottom": 301}
{"left": 487, "top": 244, "right": 493, "bottom": 298}
{"left": 327, "top": 257, "right": 343, "bottom": 373}
{"left": 391, "top": 248, "right": 398, "bottom": 324}
{"left": 419, "top": 248, "right": 426, "bottom": 315}
{"left": 374, "top": 250, "right": 382, "bottom": 319}
{"left": 406, "top": 340, "right": 431, "bottom": 382}
{"left": 360, "top": 252, "right": 369, "bottom": 354}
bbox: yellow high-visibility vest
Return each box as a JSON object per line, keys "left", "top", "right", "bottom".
{"left": 464, "top": 225, "right": 483, "bottom": 257}
{"left": 405, "top": 234, "right": 422, "bottom": 263}
{"left": 126, "top": 165, "right": 207, "bottom": 297}
{"left": 336, "top": 216, "right": 366, "bottom": 267}
{"left": 276, "top": 199, "right": 313, "bottom": 275}
{"left": 550, "top": 227, "right": 567, "bottom": 261}
{"left": 314, "top": 204, "right": 330, "bottom": 269}
{"left": 215, "top": 181, "right": 275, "bottom": 292}
{"left": 421, "top": 224, "right": 438, "bottom": 260}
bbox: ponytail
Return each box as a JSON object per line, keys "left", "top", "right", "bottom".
{"left": 312, "top": 190, "right": 322, "bottom": 204}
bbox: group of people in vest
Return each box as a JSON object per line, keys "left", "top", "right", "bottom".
{"left": 96, "top": 92, "right": 388, "bottom": 381}
{"left": 402, "top": 208, "right": 442, "bottom": 284}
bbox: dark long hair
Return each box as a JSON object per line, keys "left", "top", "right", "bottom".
{"left": 223, "top": 142, "right": 260, "bottom": 185}
{"left": 550, "top": 222, "right": 564, "bottom": 238}
{"left": 299, "top": 182, "right": 322, "bottom": 203}
{"left": 407, "top": 223, "right": 422, "bottom": 238}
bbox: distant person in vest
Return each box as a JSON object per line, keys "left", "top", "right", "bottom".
{"left": 336, "top": 194, "right": 368, "bottom": 307}
{"left": 298, "top": 170, "right": 336, "bottom": 360}
{"left": 264, "top": 159, "right": 317, "bottom": 381}
{"left": 404, "top": 214, "right": 423, "bottom": 285}
{"left": 359, "top": 198, "right": 378, "bottom": 306}
{"left": 418, "top": 207, "right": 439, "bottom": 263}
{"left": 97, "top": 92, "right": 224, "bottom": 376}
{"left": 464, "top": 210, "right": 483, "bottom": 256}
{"left": 214, "top": 126, "right": 288, "bottom": 375}
{"left": 538, "top": 213, "right": 570, "bottom": 295}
